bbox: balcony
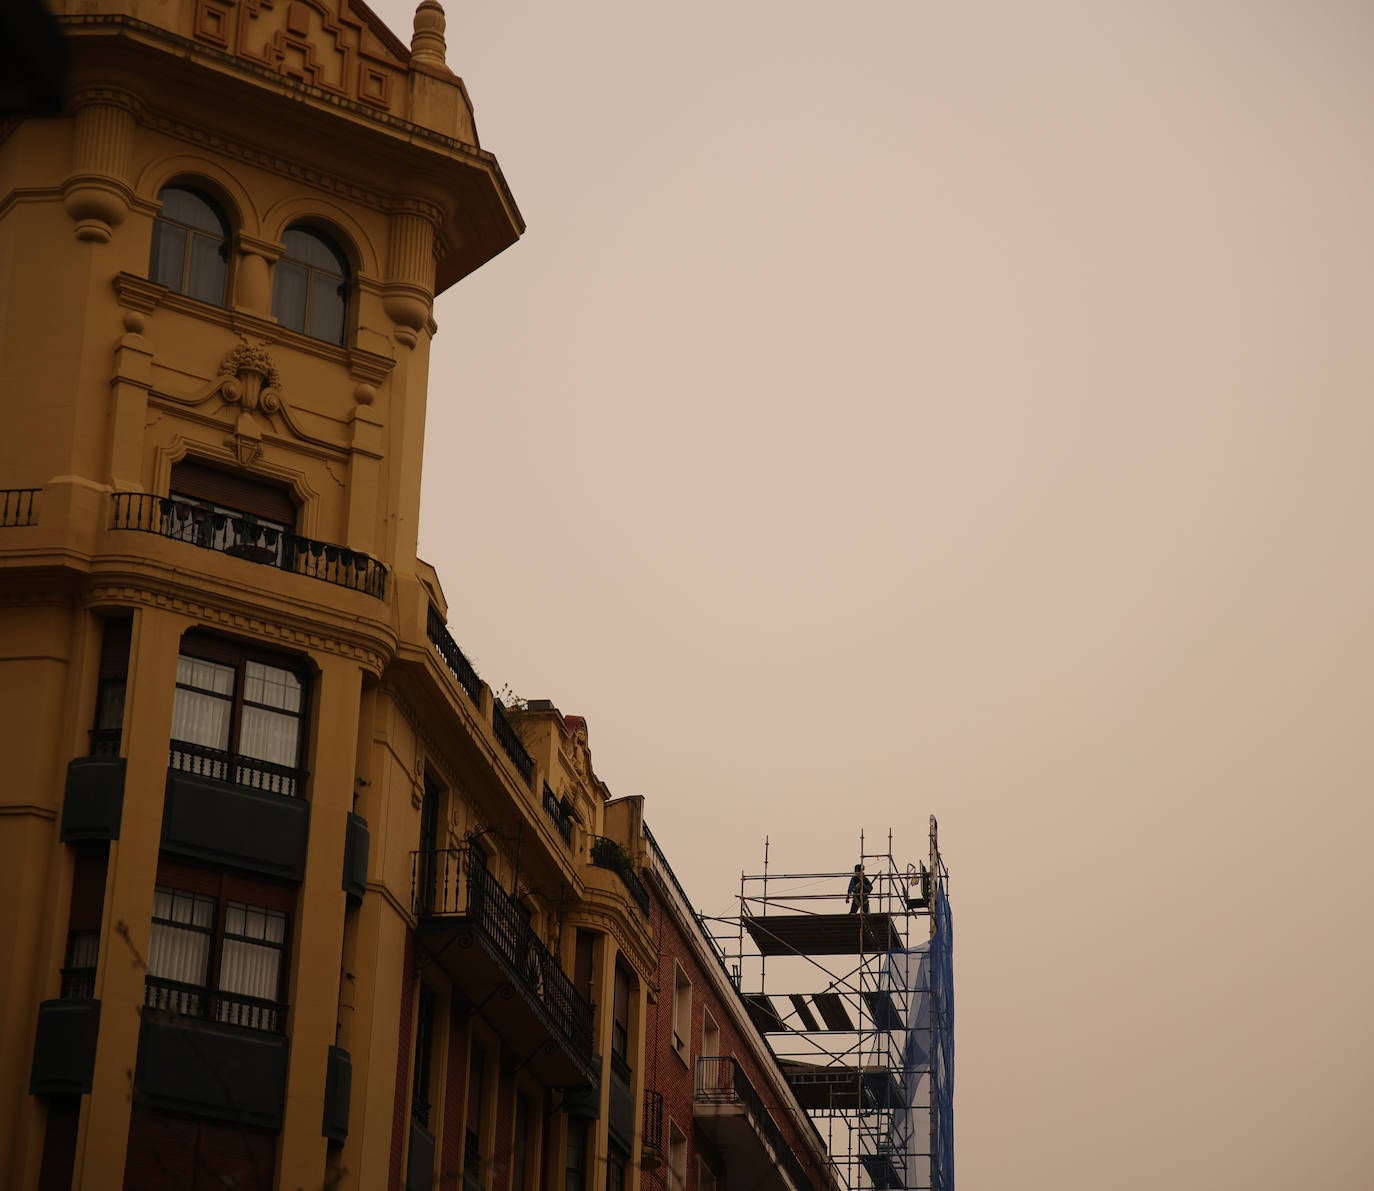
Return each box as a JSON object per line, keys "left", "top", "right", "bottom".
{"left": 410, "top": 846, "right": 597, "bottom": 1087}
{"left": 111, "top": 492, "right": 386, "bottom": 599}
{"left": 542, "top": 784, "right": 574, "bottom": 845}
{"left": 135, "top": 980, "right": 289, "bottom": 1128}
{"left": 590, "top": 836, "right": 651, "bottom": 916}
{"left": 323, "top": 1046, "right": 352, "bottom": 1144}
{"left": 426, "top": 606, "right": 482, "bottom": 704}
{"left": 61, "top": 753, "right": 126, "bottom": 842}
{"left": 161, "top": 743, "right": 309, "bottom": 882}
{"left": 492, "top": 700, "right": 534, "bottom": 785}
{"left": 695, "top": 1056, "right": 817, "bottom": 1191}
{"left": 641, "top": 1088, "right": 664, "bottom": 1169}
{"left": 30, "top": 999, "right": 101, "bottom": 1096}
{"left": 343, "top": 813, "right": 370, "bottom": 905}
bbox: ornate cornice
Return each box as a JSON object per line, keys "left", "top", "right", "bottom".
{"left": 83, "top": 579, "right": 392, "bottom": 675}
{"left": 58, "top": 14, "right": 520, "bottom": 226}
{"left": 565, "top": 893, "right": 657, "bottom": 983}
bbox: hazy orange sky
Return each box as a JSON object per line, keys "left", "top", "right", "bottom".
{"left": 373, "top": 2, "right": 1374, "bottom": 1186}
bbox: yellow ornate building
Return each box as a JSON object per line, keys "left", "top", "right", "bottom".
{"left": 0, "top": 3, "right": 656, "bottom": 1188}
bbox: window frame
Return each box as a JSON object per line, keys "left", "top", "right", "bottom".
{"left": 411, "top": 982, "right": 438, "bottom": 1131}
{"left": 143, "top": 867, "right": 292, "bottom": 1034}
{"left": 671, "top": 962, "right": 692, "bottom": 1063}
{"left": 702, "top": 1006, "right": 721, "bottom": 1059}
{"left": 611, "top": 959, "right": 632, "bottom": 1069}
{"left": 171, "top": 634, "right": 310, "bottom": 798}
{"left": 667, "top": 1120, "right": 687, "bottom": 1191}
{"left": 271, "top": 223, "right": 352, "bottom": 345}
{"left": 149, "top": 184, "right": 231, "bottom": 307}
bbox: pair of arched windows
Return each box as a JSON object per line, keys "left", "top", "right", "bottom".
{"left": 148, "top": 186, "right": 351, "bottom": 346}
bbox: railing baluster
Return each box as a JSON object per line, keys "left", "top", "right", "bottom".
{"left": 0, "top": 487, "right": 40, "bottom": 528}
{"left": 410, "top": 843, "right": 596, "bottom": 1066}
{"left": 109, "top": 492, "right": 385, "bottom": 598}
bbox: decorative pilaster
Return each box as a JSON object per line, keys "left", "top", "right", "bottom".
{"left": 382, "top": 207, "right": 438, "bottom": 347}
{"left": 62, "top": 90, "right": 138, "bottom": 243}
{"left": 233, "top": 233, "right": 281, "bottom": 316}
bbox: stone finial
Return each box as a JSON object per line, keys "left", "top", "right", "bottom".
{"left": 411, "top": 0, "right": 447, "bottom": 68}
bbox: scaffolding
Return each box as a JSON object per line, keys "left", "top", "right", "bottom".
{"left": 711, "top": 819, "right": 953, "bottom": 1191}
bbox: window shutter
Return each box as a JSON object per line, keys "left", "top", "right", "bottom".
{"left": 170, "top": 460, "right": 296, "bottom": 526}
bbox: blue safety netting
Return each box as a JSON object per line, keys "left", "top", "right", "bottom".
{"left": 929, "top": 878, "right": 954, "bottom": 1191}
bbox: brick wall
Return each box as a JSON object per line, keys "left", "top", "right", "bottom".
{"left": 645, "top": 881, "right": 826, "bottom": 1191}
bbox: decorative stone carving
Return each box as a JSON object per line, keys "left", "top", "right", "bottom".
{"left": 410, "top": 1, "right": 447, "bottom": 69}
{"left": 205, "top": 346, "right": 284, "bottom": 465}
{"left": 207, "top": 345, "right": 284, "bottom": 414}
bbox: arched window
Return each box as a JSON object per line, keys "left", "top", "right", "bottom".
{"left": 149, "top": 186, "right": 230, "bottom": 306}
{"left": 271, "top": 225, "right": 350, "bottom": 345}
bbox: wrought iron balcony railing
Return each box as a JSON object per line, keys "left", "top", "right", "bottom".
{"left": 426, "top": 606, "right": 482, "bottom": 704}
{"left": 88, "top": 729, "right": 122, "bottom": 757}
{"left": 170, "top": 739, "right": 304, "bottom": 798}
{"left": 542, "top": 783, "right": 574, "bottom": 844}
{"left": 695, "top": 1055, "right": 816, "bottom": 1191}
{"left": 410, "top": 846, "right": 594, "bottom": 1063}
{"left": 492, "top": 700, "right": 534, "bottom": 785}
{"left": 0, "top": 487, "right": 39, "bottom": 527}
{"left": 144, "top": 975, "right": 286, "bottom": 1034}
{"left": 590, "top": 836, "right": 651, "bottom": 916}
{"left": 642, "top": 1088, "right": 665, "bottom": 1161}
{"left": 60, "top": 967, "right": 97, "bottom": 1000}
{"left": 111, "top": 493, "right": 386, "bottom": 599}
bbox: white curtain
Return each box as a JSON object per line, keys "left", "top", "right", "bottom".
{"left": 171, "top": 657, "right": 233, "bottom": 776}
{"left": 218, "top": 902, "right": 286, "bottom": 1029}
{"left": 147, "top": 887, "right": 213, "bottom": 1016}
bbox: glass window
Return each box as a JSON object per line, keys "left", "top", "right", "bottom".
{"left": 512, "top": 1092, "right": 532, "bottom": 1191}
{"left": 145, "top": 884, "right": 287, "bottom": 1033}
{"left": 612, "top": 961, "right": 631, "bottom": 1064}
{"left": 605, "top": 1143, "right": 627, "bottom": 1191}
{"left": 672, "top": 963, "right": 691, "bottom": 1057}
{"left": 146, "top": 887, "right": 215, "bottom": 1017}
{"left": 564, "top": 1120, "right": 588, "bottom": 1191}
{"left": 149, "top": 186, "right": 229, "bottom": 306}
{"left": 272, "top": 225, "right": 349, "bottom": 345}
{"left": 170, "top": 640, "right": 307, "bottom": 796}
{"left": 412, "top": 984, "right": 436, "bottom": 1128}
{"left": 218, "top": 901, "right": 287, "bottom": 1031}
{"left": 465, "top": 1042, "right": 487, "bottom": 1188}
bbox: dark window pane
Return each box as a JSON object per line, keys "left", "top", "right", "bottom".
{"left": 308, "top": 273, "right": 346, "bottom": 344}
{"left": 187, "top": 234, "right": 227, "bottom": 305}
{"left": 282, "top": 227, "right": 346, "bottom": 276}
{"left": 159, "top": 187, "right": 227, "bottom": 236}
{"left": 150, "top": 222, "right": 187, "bottom": 290}
{"left": 272, "top": 261, "right": 309, "bottom": 332}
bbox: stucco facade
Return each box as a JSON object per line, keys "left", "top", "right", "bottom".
{"left": 0, "top": 3, "right": 657, "bottom": 1189}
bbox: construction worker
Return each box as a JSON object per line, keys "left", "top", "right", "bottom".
{"left": 847, "top": 863, "right": 872, "bottom": 914}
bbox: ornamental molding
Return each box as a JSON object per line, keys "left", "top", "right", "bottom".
{"left": 112, "top": 273, "right": 395, "bottom": 389}
{"left": 379, "top": 680, "right": 471, "bottom": 802}
{"left": 154, "top": 343, "right": 345, "bottom": 463}
{"left": 565, "top": 895, "right": 657, "bottom": 983}
{"left": 82, "top": 581, "right": 392, "bottom": 674}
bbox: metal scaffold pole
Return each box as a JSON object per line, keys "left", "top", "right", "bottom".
{"left": 716, "top": 827, "right": 954, "bottom": 1191}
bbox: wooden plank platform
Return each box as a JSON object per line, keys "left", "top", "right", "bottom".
{"left": 742, "top": 912, "right": 901, "bottom": 956}
{"left": 811, "top": 991, "right": 854, "bottom": 1032}
{"left": 743, "top": 993, "right": 784, "bottom": 1033}
{"left": 780, "top": 1061, "right": 904, "bottom": 1111}
{"left": 863, "top": 989, "right": 905, "bottom": 1031}
{"left": 789, "top": 993, "right": 820, "bottom": 1031}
